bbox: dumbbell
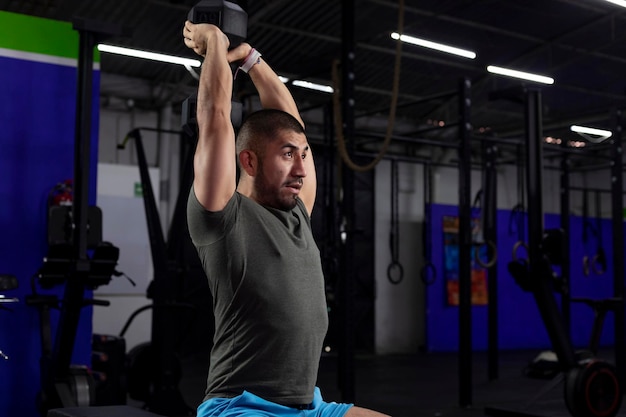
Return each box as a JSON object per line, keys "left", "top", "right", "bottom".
{"left": 183, "top": 0, "right": 247, "bottom": 134}
{"left": 188, "top": 0, "right": 247, "bottom": 48}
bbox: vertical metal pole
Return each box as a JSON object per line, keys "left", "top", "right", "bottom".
{"left": 610, "top": 109, "right": 625, "bottom": 383}
{"left": 559, "top": 142, "right": 571, "bottom": 336}
{"left": 339, "top": 0, "right": 356, "bottom": 403}
{"left": 324, "top": 104, "right": 337, "bottom": 252}
{"left": 484, "top": 143, "right": 498, "bottom": 381}
{"left": 525, "top": 89, "right": 576, "bottom": 370}
{"left": 458, "top": 77, "right": 473, "bottom": 407}
{"left": 131, "top": 130, "right": 191, "bottom": 415}
{"left": 134, "top": 131, "right": 170, "bottom": 398}
{"left": 525, "top": 92, "right": 543, "bottom": 281}
{"left": 51, "top": 27, "right": 96, "bottom": 380}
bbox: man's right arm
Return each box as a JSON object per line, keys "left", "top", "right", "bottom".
{"left": 184, "top": 22, "right": 236, "bottom": 212}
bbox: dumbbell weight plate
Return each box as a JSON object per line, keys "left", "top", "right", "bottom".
{"left": 188, "top": 0, "right": 247, "bottom": 47}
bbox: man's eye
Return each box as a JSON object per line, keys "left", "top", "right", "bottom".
{"left": 285, "top": 151, "right": 292, "bottom": 158}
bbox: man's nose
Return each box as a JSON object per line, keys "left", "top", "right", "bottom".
{"left": 293, "top": 155, "right": 307, "bottom": 177}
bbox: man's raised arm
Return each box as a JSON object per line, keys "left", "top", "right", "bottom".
{"left": 183, "top": 22, "right": 237, "bottom": 212}
{"left": 244, "top": 47, "right": 317, "bottom": 214}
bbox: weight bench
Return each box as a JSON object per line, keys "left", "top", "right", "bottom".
{"left": 48, "top": 406, "right": 166, "bottom": 417}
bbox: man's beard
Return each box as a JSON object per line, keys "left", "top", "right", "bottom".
{"left": 254, "top": 165, "right": 298, "bottom": 211}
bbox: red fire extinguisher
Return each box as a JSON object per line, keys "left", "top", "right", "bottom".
{"left": 48, "top": 179, "right": 73, "bottom": 207}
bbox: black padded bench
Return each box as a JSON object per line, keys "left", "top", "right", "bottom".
{"left": 48, "top": 406, "right": 167, "bottom": 417}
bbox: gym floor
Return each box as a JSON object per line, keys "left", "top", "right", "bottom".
{"left": 129, "top": 348, "right": 625, "bottom": 417}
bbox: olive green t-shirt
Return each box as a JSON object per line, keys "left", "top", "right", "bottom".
{"left": 187, "top": 189, "right": 328, "bottom": 405}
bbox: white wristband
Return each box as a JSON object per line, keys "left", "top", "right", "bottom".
{"left": 239, "top": 48, "right": 262, "bottom": 74}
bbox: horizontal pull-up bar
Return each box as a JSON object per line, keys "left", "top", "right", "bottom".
{"left": 568, "top": 185, "right": 626, "bottom": 195}
{"left": 355, "top": 89, "right": 459, "bottom": 119}
{"left": 355, "top": 129, "right": 617, "bottom": 159}
{"left": 355, "top": 130, "right": 459, "bottom": 149}
{"left": 353, "top": 151, "right": 483, "bottom": 170}
{"left": 129, "top": 126, "right": 184, "bottom": 135}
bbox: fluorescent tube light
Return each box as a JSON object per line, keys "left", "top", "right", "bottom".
{"left": 391, "top": 32, "right": 476, "bottom": 59}
{"left": 570, "top": 125, "right": 612, "bottom": 143}
{"left": 98, "top": 44, "right": 335, "bottom": 94}
{"left": 487, "top": 65, "right": 554, "bottom": 85}
{"left": 604, "top": 0, "right": 626, "bottom": 8}
{"left": 292, "top": 80, "right": 334, "bottom": 93}
{"left": 570, "top": 125, "right": 612, "bottom": 137}
{"left": 97, "top": 44, "right": 201, "bottom": 68}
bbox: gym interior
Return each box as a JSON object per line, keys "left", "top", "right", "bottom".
{"left": 2, "top": 1, "right": 626, "bottom": 417}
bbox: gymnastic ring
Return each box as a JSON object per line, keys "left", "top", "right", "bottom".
{"left": 591, "top": 254, "right": 606, "bottom": 275}
{"left": 582, "top": 255, "right": 590, "bottom": 277}
{"left": 387, "top": 261, "right": 404, "bottom": 285}
{"left": 420, "top": 262, "right": 437, "bottom": 285}
{"left": 512, "top": 240, "right": 528, "bottom": 262}
{"left": 475, "top": 240, "right": 497, "bottom": 269}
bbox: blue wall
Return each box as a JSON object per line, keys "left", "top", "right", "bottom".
{"left": 426, "top": 203, "right": 619, "bottom": 352}
{"left": 0, "top": 46, "right": 100, "bottom": 417}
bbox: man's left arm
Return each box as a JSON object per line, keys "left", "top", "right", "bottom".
{"left": 243, "top": 46, "right": 317, "bottom": 215}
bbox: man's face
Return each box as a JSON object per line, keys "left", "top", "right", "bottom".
{"left": 253, "top": 130, "right": 309, "bottom": 211}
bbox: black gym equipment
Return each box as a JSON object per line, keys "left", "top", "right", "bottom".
{"left": 387, "top": 160, "right": 403, "bottom": 284}
{"left": 486, "top": 89, "right": 623, "bottom": 417}
{"left": 0, "top": 274, "right": 18, "bottom": 361}
{"left": 420, "top": 163, "right": 437, "bottom": 286}
{"left": 479, "top": 141, "right": 500, "bottom": 381}
{"left": 457, "top": 77, "right": 473, "bottom": 407}
{"left": 509, "top": 204, "right": 529, "bottom": 262}
{"left": 335, "top": 0, "right": 361, "bottom": 403}
{"left": 116, "top": 127, "right": 204, "bottom": 416}
{"left": 187, "top": 0, "right": 247, "bottom": 48}
{"left": 27, "top": 205, "right": 121, "bottom": 413}
{"left": 45, "top": 105, "right": 207, "bottom": 417}
{"left": 592, "top": 189, "right": 607, "bottom": 275}
{"left": 90, "top": 334, "right": 127, "bottom": 406}
{"left": 507, "top": 125, "right": 528, "bottom": 264}
{"left": 24, "top": 18, "right": 130, "bottom": 416}
{"left": 182, "top": 0, "right": 248, "bottom": 135}
{"left": 477, "top": 142, "right": 499, "bottom": 271}
{"left": 470, "top": 189, "right": 498, "bottom": 270}
{"left": 0, "top": 274, "right": 18, "bottom": 305}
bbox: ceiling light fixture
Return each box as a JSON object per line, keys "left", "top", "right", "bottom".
{"left": 97, "top": 44, "right": 334, "bottom": 93}
{"left": 97, "top": 44, "right": 201, "bottom": 67}
{"left": 391, "top": 32, "right": 476, "bottom": 59}
{"left": 604, "top": 0, "right": 626, "bottom": 8}
{"left": 291, "top": 80, "right": 334, "bottom": 93}
{"left": 570, "top": 125, "right": 613, "bottom": 143}
{"left": 486, "top": 65, "right": 554, "bottom": 85}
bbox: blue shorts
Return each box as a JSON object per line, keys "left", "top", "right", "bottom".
{"left": 196, "top": 387, "right": 353, "bottom": 417}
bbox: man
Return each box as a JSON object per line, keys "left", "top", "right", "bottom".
{"left": 183, "top": 21, "right": 390, "bottom": 417}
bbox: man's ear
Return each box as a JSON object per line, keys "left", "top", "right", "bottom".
{"left": 239, "top": 150, "right": 257, "bottom": 176}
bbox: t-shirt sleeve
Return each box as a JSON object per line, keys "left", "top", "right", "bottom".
{"left": 187, "top": 186, "right": 236, "bottom": 247}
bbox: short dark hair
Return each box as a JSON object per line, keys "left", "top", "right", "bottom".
{"left": 236, "top": 109, "right": 305, "bottom": 159}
